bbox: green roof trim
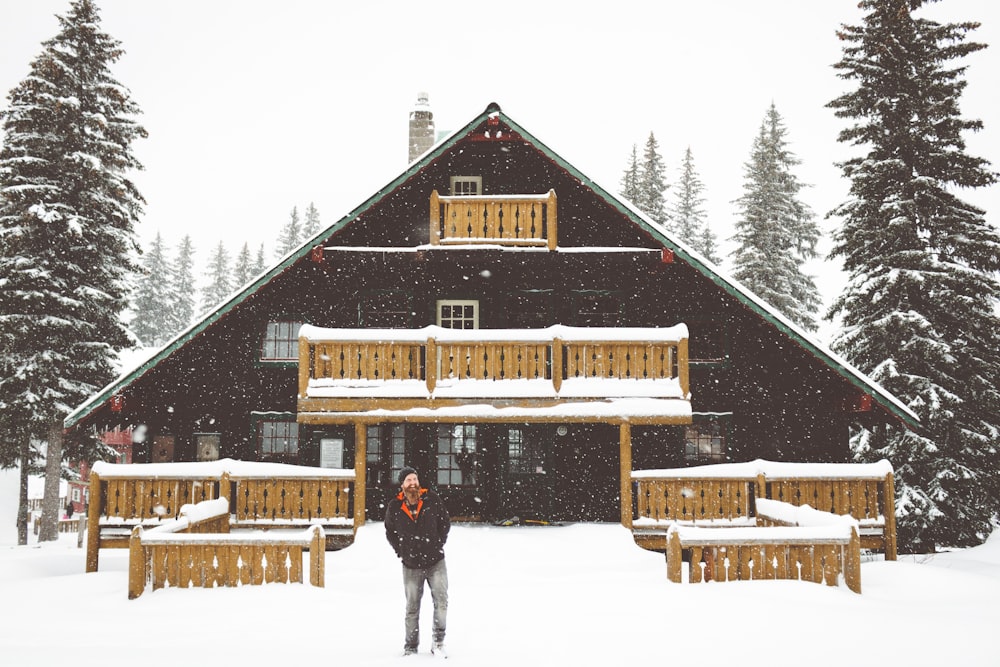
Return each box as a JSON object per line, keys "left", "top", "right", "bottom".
{"left": 66, "top": 103, "right": 919, "bottom": 433}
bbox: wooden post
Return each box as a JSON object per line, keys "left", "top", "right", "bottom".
{"left": 677, "top": 337, "right": 689, "bottom": 398}
{"left": 666, "top": 529, "right": 682, "bottom": 583}
{"left": 298, "top": 336, "right": 311, "bottom": 400}
{"left": 551, "top": 338, "right": 563, "bottom": 394}
{"left": 846, "top": 526, "right": 862, "bottom": 594}
{"left": 85, "top": 472, "right": 102, "bottom": 573}
{"left": 546, "top": 189, "right": 557, "bottom": 251}
{"left": 310, "top": 525, "right": 325, "bottom": 588}
{"left": 128, "top": 526, "right": 145, "bottom": 600}
{"left": 354, "top": 422, "right": 367, "bottom": 529}
{"left": 884, "top": 472, "right": 898, "bottom": 561}
{"left": 426, "top": 337, "right": 438, "bottom": 393}
{"left": 620, "top": 422, "right": 633, "bottom": 529}
{"left": 429, "top": 190, "right": 440, "bottom": 245}
{"left": 755, "top": 473, "right": 767, "bottom": 513}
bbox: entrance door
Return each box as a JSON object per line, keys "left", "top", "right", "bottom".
{"left": 500, "top": 427, "right": 552, "bottom": 521}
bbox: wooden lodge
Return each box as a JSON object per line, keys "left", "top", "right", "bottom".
{"left": 65, "top": 102, "right": 918, "bottom": 535}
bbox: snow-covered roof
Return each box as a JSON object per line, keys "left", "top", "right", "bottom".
{"left": 65, "top": 103, "right": 918, "bottom": 432}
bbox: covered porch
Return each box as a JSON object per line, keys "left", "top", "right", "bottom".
{"left": 297, "top": 324, "right": 692, "bottom": 524}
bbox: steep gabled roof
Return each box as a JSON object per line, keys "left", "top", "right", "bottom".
{"left": 66, "top": 103, "right": 919, "bottom": 432}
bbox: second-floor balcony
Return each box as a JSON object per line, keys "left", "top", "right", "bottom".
{"left": 297, "top": 324, "right": 690, "bottom": 424}
{"left": 429, "top": 190, "right": 557, "bottom": 250}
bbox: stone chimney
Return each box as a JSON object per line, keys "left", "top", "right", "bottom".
{"left": 408, "top": 92, "right": 435, "bottom": 163}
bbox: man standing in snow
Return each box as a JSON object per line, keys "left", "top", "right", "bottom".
{"left": 385, "top": 466, "right": 451, "bottom": 657}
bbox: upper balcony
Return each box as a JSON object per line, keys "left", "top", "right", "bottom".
{"left": 297, "top": 324, "right": 690, "bottom": 425}
{"left": 429, "top": 190, "right": 557, "bottom": 250}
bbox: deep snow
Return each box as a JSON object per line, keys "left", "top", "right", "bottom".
{"left": 1, "top": 467, "right": 997, "bottom": 666}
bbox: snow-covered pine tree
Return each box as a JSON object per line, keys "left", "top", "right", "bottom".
{"left": 0, "top": 0, "right": 145, "bottom": 544}
{"left": 275, "top": 206, "right": 301, "bottom": 258}
{"left": 252, "top": 243, "right": 267, "bottom": 276}
{"left": 303, "top": 202, "right": 321, "bottom": 239}
{"left": 169, "top": 234, "right": 196, "bottom": 333}
{"left": 233, "top": 241, "right": 253, "bottom": 288}
{"left": 619, "top": 144, "right": 641, "bottom": 205}
{"left": 636, "top": 132, "right": 668, "bottom": 225}
{"left": 130, "top": 232, "right": 175, "bottom": 347}
{"left": 827, "top": 0, "right": 1000, "bottom": 550}
{"left": 730, "top": 103, "right": 821, "bottom": 332}
{"left": 670, "top": 147, "right": 720, "bottom": 263}
{"left": 201, "top": 241, "right": 232, "bottom": 313}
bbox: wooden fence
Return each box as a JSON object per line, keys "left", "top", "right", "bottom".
{"left": 87, "top": 461, "right": 355, "bottom": 572}
{"left": 299, "top": 324, "right": 690, "bottom": 401}
{"left": 128, "top": 498, "right": 325, "bottom": 599}
{"left": 632, "top": 460, "right": 897, "bottom": 560}
{"left": 430, "top": 190, "right": 557, "bottom": 250}
{"left": 666, "top": 523, "right": 862, "bottom": 594}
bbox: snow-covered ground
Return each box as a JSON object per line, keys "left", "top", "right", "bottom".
{"left": 1, "top": 467, "right": 997, "bottom": 666}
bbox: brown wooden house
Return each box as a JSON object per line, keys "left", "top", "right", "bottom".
{"left": 65, "top": 103, "right": 917, "bottom": 525}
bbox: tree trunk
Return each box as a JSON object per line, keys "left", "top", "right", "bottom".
{"left": 17, "top": 438, "right": 30, "bottom": 546}
{"left": 38, "top": 423, "right": 64, "bottom": 542}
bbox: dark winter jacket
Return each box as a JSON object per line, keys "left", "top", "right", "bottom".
{"left": 385, "top": 488, "right": 451, "bottom": 569}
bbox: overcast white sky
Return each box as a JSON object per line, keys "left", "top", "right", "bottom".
{"left": 2, "top": 0, "right": 998, "bottom": 337}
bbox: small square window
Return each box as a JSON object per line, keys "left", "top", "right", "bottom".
{"left": 259, "top": 420, "right": 299, "bottom": 458}
{"left": 450, "top": 176, "right": 482, "bottom": 196}
{"left": 684, "top": 420, "right": 727, "bottom": 463}
{"left": 437, "top": 300, "right": 479, "bottom": 329}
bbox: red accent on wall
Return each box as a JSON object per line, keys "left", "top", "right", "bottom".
{"left": 662, "top": 248, "right": 674, "bottom": 264}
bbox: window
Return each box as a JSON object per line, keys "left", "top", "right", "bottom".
{"left": 450, "top": 176, "right": 482, "bottom": 196}
{"left": 367, "top": 424, "right": 406, "bottom": 488}
{"left": 574, "top": 291, "right": 621, "bottom": 326}
{"left": 72, "top": 488, "right": 81, "bottom": 503}
{"left": 259, "top": 420, "right": 299, "bottom": 457}
{"left": 261, "top": 319, "right": 303, "bottom": 361}
{"left": 437, "top": 424, "right": 477, "bottom": 487}
{"left": 507, "top": 427, "right": 546, "bottom": 475}
{"left": 683, "top": 419, "right": 727, "bottom": 463}
{"left": 437, "top": 300, "right": 479, "bottom": 329}
{"left": 360, "top": 291, "right": 413, "bottom": 327}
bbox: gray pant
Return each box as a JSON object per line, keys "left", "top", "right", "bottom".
{"left": 402, "top": 558, "right": 448, "bottom": 650}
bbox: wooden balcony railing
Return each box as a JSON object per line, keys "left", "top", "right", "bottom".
{"left": 430, "top": 190, "right": 557, "bottom": 250}
{"left": 298, "top": 324, "right": 689, "bottom": 417}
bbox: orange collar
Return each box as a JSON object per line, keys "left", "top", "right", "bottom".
{"left": 397, "top": 489, "right": 427, "bottom": 522}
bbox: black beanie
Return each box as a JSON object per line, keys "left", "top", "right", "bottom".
{"left": 398, "top": 466, "right": 418, "bottom": 486}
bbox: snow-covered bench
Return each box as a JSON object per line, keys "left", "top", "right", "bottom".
{"left": 631, "top": 459, "right": 897, "bottom": 560}
{"left": 128, "top": 498, "right": 325, "bottom": 599}
{"left": 86, "top": 459, "right": 356, "bottom": 572}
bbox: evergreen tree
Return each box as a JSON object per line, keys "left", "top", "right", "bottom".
{"left": 619, "top": 144, "right": 641, "bottom": 205}
{"left": 636, "top": 132, "right": 668, "bottom": 225}
{"left": 275, "top": 206, "right": 301, "bottom": 258}
{"left": 233, "top": 242, "right": 253, "bottom": 288}
{"left": 130, "top": 232, "right": 174, "bottom": 347}
{"left": 252, "top": 243, "right": 267, "bottom": 276}
{"left": 0, "top": 0, "right": 145, "bottom": 544}
{"left": 170, "top": 234, "right": 196, "bottom": 332}
{"left": 827, "top": 0, "right": 1000, "bottom": 550}
{"left": 670, "top": 147, "right": 720, "bottom": 263}
{"left": 303, "top": 202, "right": 321, "bottom": 239}
{"left": 730, "top": 103, "right": 822, "bottom": 332}
{"left": 201, "top": 241, "right": 232, "bottom": 313}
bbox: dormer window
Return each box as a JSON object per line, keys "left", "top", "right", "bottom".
{"left": 450, "top": 176, "right": 481, "bottom": 196}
